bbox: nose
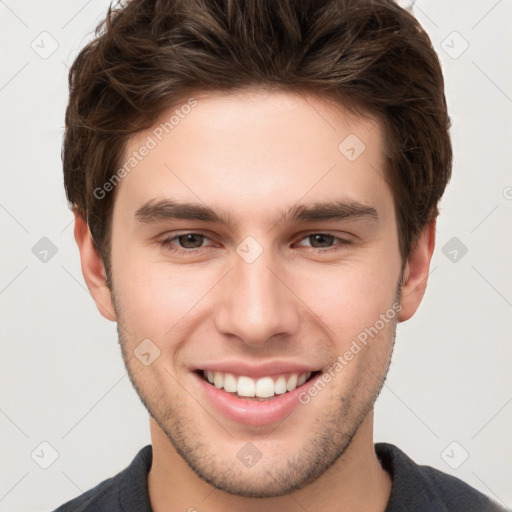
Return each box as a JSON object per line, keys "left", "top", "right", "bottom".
{"left": 214, "top": 249, "right": 300, "bottom": 347}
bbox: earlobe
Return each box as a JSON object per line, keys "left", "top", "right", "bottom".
{"left": 73, "top": 211, "right": 117, "bottom": 322}
{"left": 397, "top": 218, "right": 436, "bottom": 322}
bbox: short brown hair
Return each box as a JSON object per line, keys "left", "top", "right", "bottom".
{"left": 63, "top": 0, "right": 452, "bottom": 277}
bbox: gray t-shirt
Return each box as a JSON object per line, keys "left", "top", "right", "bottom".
{"left": 52, "top": 443, "right": 509, "bottom": 511}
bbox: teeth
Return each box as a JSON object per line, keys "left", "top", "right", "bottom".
{"left": 237, "top": 376, "right": 255, "bottom": 397}
{"left": 286, "top": 373, "right": 298, "bottom": 391}
{"left": 213, "top": 372, "right": 224, "bottom": 389}
{"left": 203, "top": 370, "right": 312, "bottom": 398}
{"left": 297, "top": 373, "right": 307, "bottom": 386}
{"left": 274, "top": 376, "right": 287, "bottom": 395}
{"left": 255, "top": 377, "right": 274, "bottom": 398}
{"left": 223, "top": 373, "right": 237, "bottom": 393}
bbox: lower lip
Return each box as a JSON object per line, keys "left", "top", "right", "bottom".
{"left": 194, "top": 372, "right": 319, "bottom": 427}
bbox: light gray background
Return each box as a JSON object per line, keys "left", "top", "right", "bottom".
{"left": 1, "top": 1, "right": 511, "bottom": 511}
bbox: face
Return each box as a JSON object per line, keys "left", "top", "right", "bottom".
{"left": 106, "top": 89, "right": 405, "bottom": 496}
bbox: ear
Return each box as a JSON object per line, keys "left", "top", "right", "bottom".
{"left": 398, "top": 218, "right": 436, "bottom": 322}
{"left": 73, "top": 211, "right": 117, "bottom": 322}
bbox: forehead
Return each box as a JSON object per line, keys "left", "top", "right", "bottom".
{"left": 112, "top": 88, "right": 392, "bottom": 230}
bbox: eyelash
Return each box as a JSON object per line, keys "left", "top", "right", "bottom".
{"left": 158, "top": 232, "right": 352, "bottom": 256}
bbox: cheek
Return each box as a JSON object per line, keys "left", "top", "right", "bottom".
{"left": 111, "top": 251, "right": 218, "bottom": 338}
{"left": 288, "top": 259, "right": 400, "bottom": 339}
{"left": 111, "top": 229, "right": 401, "bottom": 344}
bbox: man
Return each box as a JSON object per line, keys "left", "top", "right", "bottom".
{"left": 55, "top": 0, "right": 507, "bottom": 510}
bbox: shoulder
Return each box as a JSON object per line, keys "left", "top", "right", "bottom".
{"left": 375, "top": 443, "right": 509, "bottom": 512}
{"left": 52, "top": 445, "right": 153, "bottom": 512}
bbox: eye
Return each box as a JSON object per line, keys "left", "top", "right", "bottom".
{"left": 159, "top": 232, "right": 215, "bottom": 254}
{"left": 295, "top": 233, "right": 352, "bottom": 252}
{"left": 172, "top": 233, "right": 207, "bottom": 249}
{"left": 157, "top": 231, "right": 352, "bottom": 257}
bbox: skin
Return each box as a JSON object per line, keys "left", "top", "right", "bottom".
{"left": 74, "top": 88, "right": 435, "bottom": 512}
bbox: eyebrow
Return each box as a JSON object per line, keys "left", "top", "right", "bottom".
{"left": 134, "top": 198, "right": 379, "bottom": 227}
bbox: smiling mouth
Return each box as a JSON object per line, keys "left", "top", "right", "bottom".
{"left": 197, "top": 370, "right": 320, "bottom": 401}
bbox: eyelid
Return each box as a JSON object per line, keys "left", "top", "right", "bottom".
{"left": 158, "top": 230, "right": 353, "bottom": 255}
{"left": 293, "top": 233, "right": 353, "bottom": 247}
{"left": 159, "top": 231, "right": 216, "bottom": 247}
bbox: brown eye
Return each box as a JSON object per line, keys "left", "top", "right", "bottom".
{"left": 159, "top": 232, "right": 213, "bottom": 254}
{"left": 295, "top": 233, "right": 352, "bottom": 253}
{"left": 307, "top": 234, "right": 336, "bottom": 248}
{"left": 175, "top": 233, "right": 206, "bottom": 249}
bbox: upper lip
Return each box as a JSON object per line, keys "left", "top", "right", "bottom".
{"left": 194, "top": 360, "right": 320, "bottom": 379}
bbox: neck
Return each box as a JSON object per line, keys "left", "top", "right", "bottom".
{"left": 147, "top": 410, "right": 392, "bottom": 512}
